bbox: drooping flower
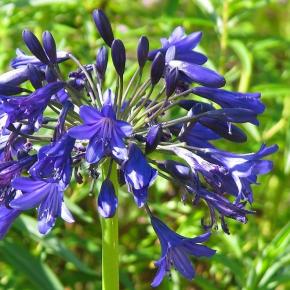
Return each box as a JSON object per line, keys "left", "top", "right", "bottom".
{"left": 123, "top": 143, "right": 158, "bottom": 207}
{"left": 150, "top": 215, "right": 215, "bottom": 287}
{"left": 199, "top": 144, "right": 279, "bottom": 203}
{"left": 68, "top": 90, "right": 132, "bottom": 163}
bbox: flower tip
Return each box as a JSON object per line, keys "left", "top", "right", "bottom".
{"left": 93, "top": 9, "right": 114, "bottom": 47}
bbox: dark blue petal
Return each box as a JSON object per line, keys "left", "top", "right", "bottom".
{"left": 79, "top": 105, "right": 102, "bottom": 124}
{"left": 171, "top": 61, "right": 225, "bottom": 88}
{"left": 175, "top": 50, "right": 207, "bottom": 65}
{"left": 182, "top": 243, "right": 216, "bottom": 257}
{"left": 198, "top": 118, "right": 247, "bottom": 143}
{"left": 22, "top": 29, "right": 49, "bottom": 64}
{"left": 171, "top": 247, "right": 195, "bottom": 280}
{"left": 68, "top": 124, "right": 99, "bottom": 140}
{"left": 42, "top": 31, "right": 57, "bottom": 64}
{"left": 97, "top": 179, "right": 118, "bottom": 218}
{"left": 10, "top": 178, "right": 50, "bottom": 210}
{"left": 192, "top": 87, "right": 265, "bottom": 114}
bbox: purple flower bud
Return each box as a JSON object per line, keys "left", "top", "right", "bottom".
{"left": 145, "top": 125, "right": 162, "bottom": 154}
{"left": 150, "top": 52, "right": 165, "bottom": 85}
{"left": 22, "top": 29, "right": 49, "bottom": 64}
{"left": 42, "top": 31, "right": 57, "bottom": 63}
{"left": 27, "top": 64, "right": 44, "bottom": 89}
{"left": 97, "top": 179, "right": 118, "bottom": 218}
{"left": 96, "top": 46, "right": 108, "bottom": 80}
{"left": 165, "top": 67, "right": 179, "bottom": 97}
{"left": 137, "top": 36, "right": 149, "bottom": 68}
{"left": 92, "top": 9, "right": 114, "bottom": 47}
{"left": 111, "top": 39, "right": 126, "bottom": 77}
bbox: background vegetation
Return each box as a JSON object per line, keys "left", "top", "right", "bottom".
{"left": 0, "top": 0, "right": 289, "bottom": 289}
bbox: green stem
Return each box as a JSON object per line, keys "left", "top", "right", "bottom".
{"left": 101, "top": 162, "right": 119, "bottom": 290}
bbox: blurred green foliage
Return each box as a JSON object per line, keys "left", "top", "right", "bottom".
{"left": 0, "top": 0, "right": 290, "bottom": 289}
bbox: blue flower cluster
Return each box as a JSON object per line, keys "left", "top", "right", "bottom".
{"left": 0, "top": 9, "right": 277, "bottom": 286}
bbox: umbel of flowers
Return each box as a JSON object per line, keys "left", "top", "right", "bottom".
{"left": 0, "top": 9, "right": 277, "bottom": 287}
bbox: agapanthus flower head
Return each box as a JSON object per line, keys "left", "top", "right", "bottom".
{"left": 0, "top": 9, "right": 277, "bottom": 286}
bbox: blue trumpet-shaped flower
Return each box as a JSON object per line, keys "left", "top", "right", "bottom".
{"left": 68, "top": 90, "right": 132, "bottom": 163}
{"left": 201, "top": 144, "right": 279, "bottom": 203}
{"left": 150, "top": 215, "right": 215, "bottom": 287}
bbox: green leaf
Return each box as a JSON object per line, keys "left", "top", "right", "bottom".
{"left": 14, "top": 215, "right": 96, "bottom": 275}
{"left": 0, "top": 239, "right": 63, "bottom": 290}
